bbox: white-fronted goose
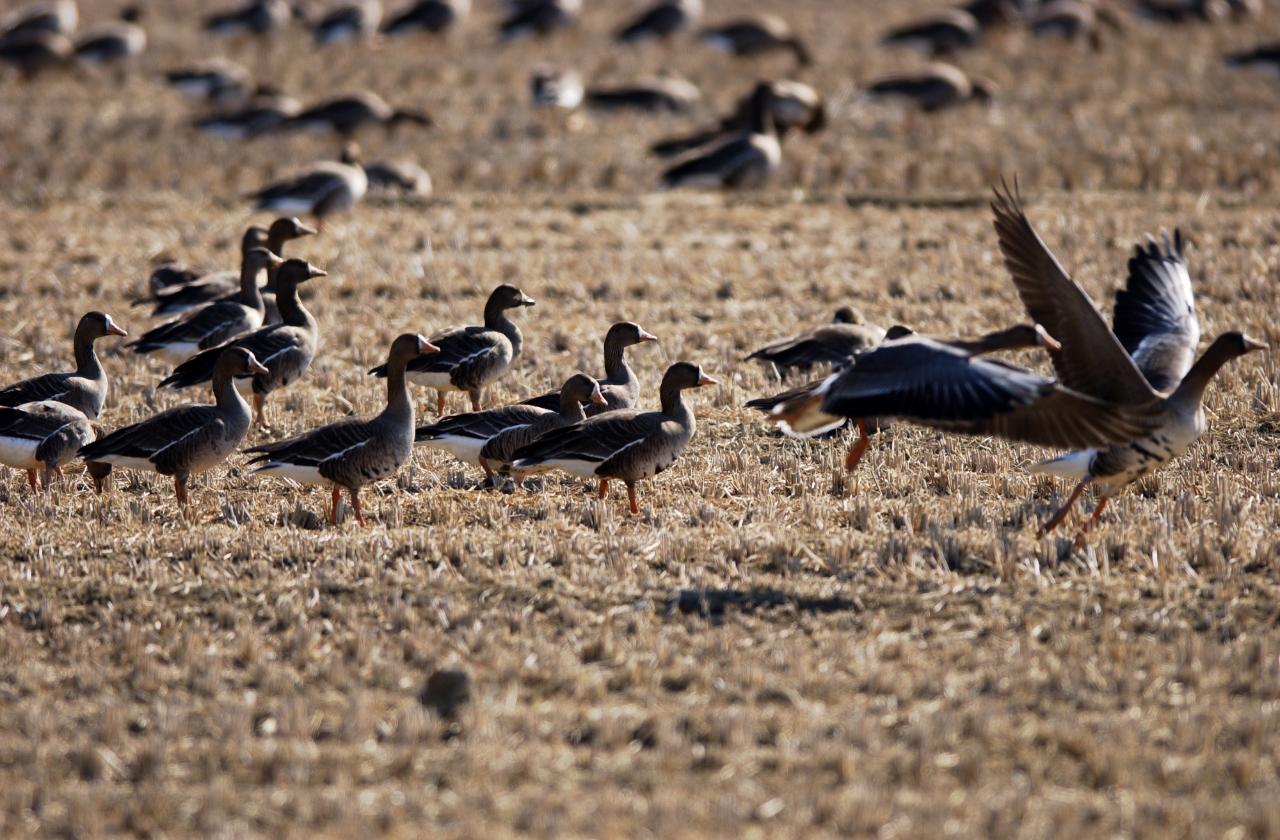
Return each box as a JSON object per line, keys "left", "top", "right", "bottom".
{"left": 990, "top": 184, "right": 1267, "bottom": 541}
{"left": 1135, "top": 0, "right": 1228, "bottom": 23}
{"left": 80, "top": 348, "right": 269, "bottom": 511}
{"left": 159, "top": 259, "right": 327, "bottom": 428}
{"left": 246, "top": 334, "right": 438, "bottom": 526}
{"left": 498, "top": 0, "right": 580, "bottom": 42}
{"left": 881, "top": 9, "right": 981, "bottom": 55}
{"left": 0, "top": 400, "right": 95, "bottom": 491}
{"left": 250, "top": 143, "right": 368, "bottom": 226}
{"left": 73, "top": 7, "right": 145, "bottom": 66}
{"left": 205, "top": 0, "right": 291, "bottom": 35}
{"left": 313, "top": 0, "right": 382, "bottom": 44}
{"left": 194, "top": 87, "right": 303, "bottom": 139}
{"left": 416, "top": 401, "right": 552, "bottom": 466}
{"left": 364, "top": 159, "right": 433, "bottom": 195}
{"left": 382, "top": 0, "right": 470, "bottom": 34}
{"left": 0, "top": 311, "right": 127, "bottom": 419}
{"left": 278, "top": 91, "right": 432, "bottom": 137}
{"left": 699, "top": 15, "right": 811, "bottom": 66}
{"left": 164, "top": 59, "right": 252, "bottom": 104}
{"left": 511, "top": 362, "right": 717, "bottom": 514}
{"left": 585, "top": 73, "right": 701, "bottom": 113}
{"left": 866, "top": 63, "right": 995, "bottom": 112}
{"left": 148, "top": 263, "right": 203, "bottom": 295}
{"left": 747, "top": 307, "right": 887, "bottom": 378}
{"left": 530, "top": 65, "right": 584, "bottom": 110}
{"left": 375, "top": 284, "right": 536, "bottom": 414}
{"left": 127, "top": 248, "right": 282, "bottom": 364}
{"left": 652, "top": 79, "right": 825, "bottom": 158}
{"left": 0, "top": 30, "right": 72, "bottom": 77}
{"left": 480, "top": 374, "right": 605, "bottom": 486}
{"left": 3, "top": 1, "right": 77, "bottom": 39}
{"left": 1225, "top": 43, "right": 1280, "bottom": 76}
{"left": 662, "top": 83, "right": 780, "bottom": 189}
{"left": 1030, "top": 0, "right": 1125, "bottom": 48}
{"left": 961, "top": 0, "right": 1025, "bottom": 28}
{"left": 615, "top": 0, "right": 701, "bottom": 43}
{"left": 522, "top": 322, "right": 658, "bottom": 414}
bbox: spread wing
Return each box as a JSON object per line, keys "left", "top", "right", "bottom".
{"left": 1111, "top": 230, "right": 1199, "bottom": 392}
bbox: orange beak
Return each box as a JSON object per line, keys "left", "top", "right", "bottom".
{"left": 590, "top": 390, "right": 608, "bottom": 406}
{"left": 697, "top": 374, "right": 719, "bottom": 387}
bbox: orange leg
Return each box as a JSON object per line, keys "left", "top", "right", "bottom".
{"left": 25, "top": 469, "right": 39, "bottom": 494}
{"left": 350, "top": 488, "right": 367, "bottom": 527}
{"left": 330, "top": 486, "right": 341, "bottom": 525}
{"left": 1039, "top": 481, "right": 1087, "bottom": 538}
{"left": 626, "top": 482, "right": 640, "bottom": 515}
{"left": 469, "top": 390, "right": 482, "bottom": 411}
{"left": 252, "top": 393, "right": 269, "bottom": 428}
{"left": 1073, "top": 496, "right": 1110, "bottom": 548}
{"left": 598, "top": 479, "right": 609, "bottom": 500}
{"left": 174, "top": 475, "right": 189, "bottom": 509}
{"left": 844, "top": 419, "right": 870, "bottom": 472}
{"left": 436, "top": 392, "right": 447, "bottom": 416}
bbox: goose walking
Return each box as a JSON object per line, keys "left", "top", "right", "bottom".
{"left": 246, "top": 334, "right": 438, "bottom": 526}
{"left": 0, "top": 401, "right": 96, "bottom": 492}
{"left": 521, "top": 321, "right": 657, "bottom": 414}
{"left": 250, "top": 143, "right": 368, "bottom": 227}
{"left": 661, "top": 83, "right": 780, "bottom": 189}
{"left": 79, "top": 348, "right": 269, "bottom": 512}
{"left": 480, "top": 374, "right": 605, "bottom": 486}
{"left": 0, "top": 311, "right": 127, "bottom": 419}
{"left": 511, "top": 362, "right": 717, "bottom": 514}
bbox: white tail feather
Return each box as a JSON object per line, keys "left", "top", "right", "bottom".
{"left": 1030, "top": 450, "right": 1094, "bottom": 481}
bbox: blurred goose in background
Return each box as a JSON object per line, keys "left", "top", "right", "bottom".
{"left": 747, "top": 307, "right": 887, "bottom": 379}
{"left": 246, "top": 334, "right": 438, "bottom": 526}
{"left": 164, "top": 58, "right": 252, "bottom": 104}
{"left": 511, "top": 362, "right": 717, "bottom": 514}
{"left": 127, "top": 248, "right": 282, "bottom": 363}
{"left": 881, "top": 8, "right": 981, "bottom": 55}
{"left": 277, "top": 91, "right": 432, "bottom": 137}
{"left": 530, "top": 65, "right": 584, "bottom": 110}
{"left": 699, "top": 15, "right": 811, "bottom": 66}
{"left": 364, "top": 159, "right": 433, "bottom": 195}
{"left": 652, "top": 79, "right": 825, "bottom": 158}
{"left": 990, "top": 184, "right": 1267, "bottom": 542}
{"left": 1030, "top": 0, "right": 1125, "bottom": 48}
{"left": 1224, "top": 43, "right": 1280, "bottom": 76}
{"left": 960, "top": 0, "right": 1025, "bottom": 28}
{"left": 204, "top": 0, "right": 292, "bottom": 35}
{"left": 194, "top": 86, "right": 303, "bottom": 139}
{"left": 522, "top": 322, "right": 657, "bottom": 414}
{"left": 381, "top": 0, "right": 470, "bottom": 34}
{"left": 585, "top": 73, "right": 700, "bottom": 113}
{"left": 614, "top": 0, "right": 701, "bottom": 43}
{"left": 250, "top": 143, "right": 368, "bottom": 226}
{"left": 2, "top": 0, "right": 77, "bottom": 39}
{"left": 0, "top": 401, "right": 96, "bottom": 492}
{"left": 0, "top": 312, "right": 127, "bottom": 419}
{"left": 159, "top": 259, "right": 328, "bottom": 428}
{"left": 498, "top": 0, "right": 580, "bottom": 41}
{"left": 73, "top": 6, "right": 145, "bottom": 67}
{"left": 662, "top": 83, "right": 780, "bottom": 189}
{"left": 480, "top": 374, "right": 605, "bottom": 486}
{"left": 0, "top": 30, "right": 71, "bottom": 77}
{"left": 1134, "top": 0, "right": 1228, "bottom": 22}
{"left": 80, "top": 348, "right": 269, "bottom": 513}
{"left": 374, "top": 284, "right": 536, "bottom": 414}
{"left": 313, "top": 0, "right": 382, "bottom": 43}
{"left": 866, "top": 63, "right": 995, "bottom": 112}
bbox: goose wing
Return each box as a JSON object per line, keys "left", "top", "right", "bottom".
{"left": 1111, "top": 230, "right": 1199, "bottom": 392}
{"left": 416, "top": 404, "right": 547, "bottom": 442}
{"left": 0, "top": 372, "right": 72, "bottom": 407}
{"left": 245, "top": 417, "right": 374, "bottom": 468}
{"left": 511, "top": 409, "right": 656, "bottom": 468}
{"left": 80, "top": 405, "right": 219, "bottom": 462}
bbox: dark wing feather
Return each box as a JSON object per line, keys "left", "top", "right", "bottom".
{"left": 519, "top": 389, "right": 561, "bottom": 411}
{"left": 662, "top": 136, "right": 757, "bottom": 187}
{"left": 128, "top": 301, "right": 249, "bottom": 351}
{"left": 0, "top": 372, "right": 72, "bottom": 407}
{"left": 616, "top": 4, "right": 683, "bottom": 41}
{"left": 160, "top": 325, "right": 301, "bottom": 390}
{"left": 0, "top": 405, "right": 73, "bottom": 440}
{"left": 80, "top": 406, "right": 218, "bottom": 461}
{"left": 744, "top": 378, "right": 824, "bottom": 413}
{"left": 245, "top": 417, "right": 375, "bottom": 467}
{"left": 512, "top": 409, "right": 656, "bottom": 466}
{"left": 405, "top": 326, "right": 505, "bottom": 377}
{"left": 416, "top": 405, "right": 548, "bottom": 442}
{"left": 1111, "top": 230, "right": 1200, "bottom": 392}
{"left": 953, "top": 387, "right": 1161, "bottom": 449}
{"left": 253, "top": 170, "right": 340, "bottom": 204}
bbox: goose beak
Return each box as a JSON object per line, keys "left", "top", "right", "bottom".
{"left": 418, "top": 337, "right": 441, "bottom": 355}
{"left": 307, "top": 264, "right": 328, "bottom": 278}
{"left": 1033, "top": 324, "right": 1063, "bottom": 352}
{"left": 638, "top": 328, "right": 659, "bottom": 343}
{"left": 268, "top": 253, "right": 286, "bottom": 268}
{"left": 519, "top": 295, "right": 536, "bottom": 307}
{"left": 697, "top": 373, "right": 719, "bottom": 387}
{"left": 248, "top": 358, "right": 270, "bottom": 375}
{"left": 1244, "top": 336, "right": 1269, "bottom": 352}
{"left": 590, "top": 390, "right": 608, "bottom": 406}
{"left": 105, "top": 319, "right": 128, "bottom": 337}
{"left": 296, "top": 220, "right": 318, "bottom": 237}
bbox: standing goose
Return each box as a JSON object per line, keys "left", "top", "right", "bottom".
{"left": 585, "top": 74, "right": 701, "bottom": 114}
{"left": 73, "top": 7, "right": 145, "bottom": 67}
{"left": 373, "top": 284, "right": 536, "bottom": 414}
{"left": 881, "top": 9, "right": 981, "bottom": 55}
{"left": 381, "top": 0, "right": 470, "bottom": 35}
{"left": 194, "top": 87, "right": 303, "bottom": 139}
{"left": 164, "top": 59, "right": 252, "bottom": 104}
{"left": 416, "top": 399, "right": 556, "bottom": 468}
{"left": 2, "top": 1, "right": 78, "bottom": 39}
{"left": 480, "top": 374, "right": 605, "bottom": 486}
{"left": 79, "top": 348, "right": 269, "bottom": 512}
{"left": 747, "top": 307, "right": 887, "bottom": 379}
{"left": 250, "top": 143, "right": 368, "bottom": 227}
{"left": 127, "top": 247, "right": 282, "bottom": 364}
{"left": 699, "top": 15, "right": 811, "bottom": 66}
{"left": 521, "top": 321, "right": 658, "bottom": 414}
{"left": 158, "top": 259, "right": 328, "bottom": 429}
{"left": 0, "top": 311, "right": 127, "bottom": 419}
{"left": 661, "top": 83, "right": 780, "bottom": 189}
{"left": 614, "top": 0, "right": 702, "bottom": 43}
{"left": 278, "top": 91, "right": 432, "bottom": 138}
{"left": 990, "top": 184, "right": 1267, "bottom": 540}
{"left": 245, "top": 334, "right": 438, "bottom": 526}
{"left": 313, "top": 0, "right": 382, "bottom": 44}
{"left": 652, "top": 79, "right": 826, "bottom": 158}
{"left": 0, "top": 30, "right": 72, "bottom": 77}
{"left": 1030, "top": 0, "right": 1126, "bottom": 49}
{"left": 511, "top": 362, "right": 718, "bottom": 514}
{"left": 866, "top": 63, "right": 995, "bottom": 112}
{"left": 204, "top": 0, "right": 292, "bottom": 35}
{"left": 498, "top": 0, "right": 581, "bottom": 41}
{"left": 1225, "top": 43, "right": 1280, "bottom": 76}
{"left": 0, "top": 401, "right": 96, "bottom": 492}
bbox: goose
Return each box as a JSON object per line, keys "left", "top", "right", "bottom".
{"left": 866, "top": 63, "right": 995, "bottom": 112}
{"left": 0, "top": 401, "right": 96, "bottom": 492}
{"left": 158, "top": 259, "right": 328, "bottom": 429}
{"left": 1030, "top": 0, "right": 1125, "bottom": 49}
{"left": 204, "top": 0, "right": 292, "bottom": 35}
{"left": 661, "top": 83, "right": 780, "bottom": 189}
{"left": 699, "top": 15, "right": 811, "bottom": 66}
{"left": 1225, "top": 43, "right": 1280, "bottom": 76}
{"left": 164, "top": 59, "right": 252, "bottom": 104}
{"left": 960, "top": 0, "right": 1025, "bottom": 28}
{"left": 373, "top": 284, "right": 536, "bottom": 414}
{"left": 747, "top": 307, "right": 887, "bottom": 379}
{"left": 245, "top": 333, "right": 438, "bottom": 526}
{"left": 194, "top": 87, "right": 303, "bottom": 139}
{"left": 73, "top": 7, "right": 145, "bottom": 66}
{"left": 614, "top": 0, "right": 701, "bottom": 43}
{"left": 881, "top": 9, "right": 981, "bottom": 55}
{"left": 381, "top": 0, "right": 470, "bottom": 34}
{"left": 530, "top": 65, "right": 584, "bottom": 110}
{"left": 364, "top": 159, "right": 433, "bottom": 195}
{"left": 651, "top": 79, "right": 825, "bottom": 158}
{"left": 249, "top": 143, "right": 368, "bottom": 227}
{"left": 498, "top": 0, "right": 581, "bottom": 42}
{"left": 480, "top": 374, "right": 605, "bottom": 486}
{"left": 313, "top": 0, "right": 382, "bottom": 44}
{"left": 127, "top": 248, "right": 282, "bottom": 364}
{"left": 3, "top": 1, "right": 77, "bottom": 39}
{"left": 989, "top": 183, "right": 1267, "bottom": 540}
{"left": 416, "top": 399, "right": 555, "bottom": 467}
{"left": 521, "top": 322, "right": 658, "bottom": 414}
{"left": 79, "top": 348, "right": 269, "bottom": 512}
{"left": 277, "top": 91, "right": 432, "bottom": 138}
{"left": 0, "top": 311, "right": 127, "bottom": 419}
{"left": 1135, "top": 0, "right": 1228, "bottom": 22}
{"left": 0, "top": 30, "right": 72, "bottom": 77}
{"left": 585, "top": 73, "right": 701, "bottom": 113}
{"left": 510, "top": 362, "right": 717, "bottom": 514}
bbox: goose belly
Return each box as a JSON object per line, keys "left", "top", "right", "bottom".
{"left": 417, "top": 434, "right": 486, "bottom": 465}
{"left": 153, "top": 342, "right": 202, "bottom": 365}
{"left": 94, "top": 455, "right": 159, "bottom": 473}
{"left": 1093, "top": 413, "right": 1203, "bottom": 493}
{"left": 0, "top": 437, "right": 41, "bottom": 470}
{"left": 533, "top": 458, "right": 602, "bottom": 479}
{"left": 407, "top": 370, "right": 459, "bottom": 390}
{"left": 256, "top": 463, "right": 330, "bottom": 485}
{"left": 258, "top": 197, "right": 317, "bottom": 215}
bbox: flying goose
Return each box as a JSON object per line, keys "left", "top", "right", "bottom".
{"left": 204, "top": 0, "right": 292, "bottom": 35}
{"left": 3, "top": 1, "right": 77, "bottom": 39}
{"left": 511, "top": 362, "right": 717, "bottom": 514}
{"left": 699, "top": 15, "right": 811, "bottom": 66}
{"left": 381, "top": 0, "right": 470, "bottom": 34}
{"left": 373, "top": 284, "right": 536, "bottom": 414}
{"left": 127, "top": 247, "right": 282, "bottom": 364}
{"left": 0, "top": 401, "right": 96, "bottom": 492}
{"left": 661, "top": 82, "right": 780, "bottom": 189}
{"left": 0, "top": 311, "right": 127, "bottom": 419}
{"left": 498, "top": 0, "right": 581, "bottom": 41}
{"left": 585, "top": 74, "right": 701, "bottom": 113}
{"left": 313, "top": 0, "right": 382, "bottom": 44}
{"left": 521, "top": 322, "right": 658, "bottom": 414}
{"left": 194, "top": 87, "right": 303, "bottom": 139}
{"left": 0, "top": 30, "right": 72, "bottom": 77}
{"left": 164, "top": 59, "right": 252, "bottom": 104}
{"left": 246, "top": 333, "right": 438, "bottom": 526}
{"left": 747, "top": 307, "right": 887, "bottom": 379}
{"left": 158, "top": 259, "right": 328, "bottom": 429}
{"left": 614, "top": 0, "right": 702, "bottom": 43}
{"left": 866, "top": 63, "right": 995, "bottom": 112}
{"left": 480, "top": 374, "right": 605, "bottom": 486}
{"left": 79, "top": 348, "right": 269, "bottom": 512}
{"left": 652, "top": 79, "right": 825, "bottom": 158}
{"left": 881, "top": 9, "right": 981, "bottom": 55}
{"left": 250, "top": 143, "right": 368, "bottom": 226}
{"left": 73, "top": 7, "right": 145, "bottom": 66}
{"left": 277, "top": 91, "right": 432, "bottom": 137}
{"left": 989, "top": 184, "right": 1267, "bottom": 541}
